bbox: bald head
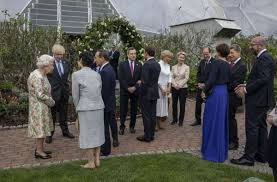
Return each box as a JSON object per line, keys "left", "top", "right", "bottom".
{"left": 250, "top": 36, "right": 267, "bottom": 55}
{"left": 251, "top": 36, "right": 266, "bottom": 46}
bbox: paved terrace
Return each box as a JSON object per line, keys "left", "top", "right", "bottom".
{"left": 0, "top": 100, "right": 272, "bottom": 174}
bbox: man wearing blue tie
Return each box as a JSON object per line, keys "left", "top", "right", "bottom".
{"left": 46, "top": 44, "right": 74, "bottom": 143}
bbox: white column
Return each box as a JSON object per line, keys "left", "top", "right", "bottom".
{"left": 27, "top": 8, "right": 31, "bottom": 31}
{"left": 57, "top": 0, "right": 62, "bottom": 39}
{"left": 88, "top": 0, "right": 92, "bottom": 24}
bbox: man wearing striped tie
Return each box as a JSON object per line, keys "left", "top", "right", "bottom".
{"left": 46, "top": 44, "right": 74, "bottom": 144}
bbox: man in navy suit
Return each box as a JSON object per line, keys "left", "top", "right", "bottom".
{"left": 137, "top": 47, "right": 161, "bottom": 142}
{"left": 118, "top": 47, "right": 142, "bottom": 135}
{"left": 95, "top": 50, "right": 119, "bottom": 156}
{"left": 228, "top": 44, "right": 247, "bottom": 150}
{"left": 191, "top": 47, "right": 215, "bottom": 126}
{"left": 231, "top": 36, "right": 276, "bottom": 166}
{"left": 46, "top": 44, "right": 74, "bottom": 144}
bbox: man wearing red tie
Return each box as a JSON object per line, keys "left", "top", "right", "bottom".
{"left": 118, "top": 47, "right": 142, "bottom": 135}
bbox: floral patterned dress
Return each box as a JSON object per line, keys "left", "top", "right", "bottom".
{"left": 27, "top": 69, "right": 55, "bottom": 138}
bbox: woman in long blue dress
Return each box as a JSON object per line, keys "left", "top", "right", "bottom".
{"left": 201, "top": 44, "right": 231, "bottom": 162}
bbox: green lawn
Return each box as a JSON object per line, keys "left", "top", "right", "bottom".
{"left": 0, "top": 153, "right": 273, "bottom": 182}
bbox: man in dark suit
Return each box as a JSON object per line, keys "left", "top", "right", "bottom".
{"left": 95, "top": 49, "right": 119, "bottom": 155}
{"left": 109, "top": 45, "right": 120, "bottom": 79}
{"left": 228, "top": 44, "right": 247, "bottom": 150}
{"left": 231, "top": 36, "right": 276, "bottom": 166}
{"left": 137, "top": 47, "right": 161, "bottom": 142}
{"left": 46, "top": 44, "right": 74, "bottom": 143}
{"left": 191, "top": 47, "right": 214, "bottom": 126}
{"left": 118, "top": 47, "right": 142, "bottom": 135}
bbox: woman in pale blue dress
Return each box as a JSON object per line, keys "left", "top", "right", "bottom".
{"left": 72, "top": 51, "right": 105, "bottom": 169}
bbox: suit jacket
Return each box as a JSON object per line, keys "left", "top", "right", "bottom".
{"left": 47, "top": 59, "right": 71, "bottom": 102}
{"left": 204, "top": 59, "right": 231, "bottom": 95}
{"left": 140, "top": 58, "right": 161, "bottom": 101}
{"left": 71, "top": 67, "right": 104, "bottom": 111}
{"left": 109, "top": 50, "right": 120, "bottom": 67}
{"left": 100, "top": 63, "right": 116, "bottom": 112}
{"left": 197, "top": 57, "right": 215, "bottom": 83}
{"left": 246, "top": 51, "right": 276, "bottom": 107}
{"left": 118, "top": 60, "right": 142, "bottom": 95}
{"left": 228, "top": 59, "right": 247, "bottom": 105}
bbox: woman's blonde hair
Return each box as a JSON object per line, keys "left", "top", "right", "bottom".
{"left": 52, "top": 44, "right": 65, "bottom": 54}
{"left": 161, "top": 50, "right": 173, "bottom": 59}
{"left": 36, "top": 54, "right": 54, "bottom": 68}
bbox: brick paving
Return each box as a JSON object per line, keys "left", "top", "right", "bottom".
{"left": 0, "top": 99, "right": 273, "bottom": 174}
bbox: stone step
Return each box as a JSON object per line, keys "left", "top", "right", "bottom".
{"left": 91, "top": 0, "right": 106, "bottom": 3}
{"left": 62, "top": 5, "right": 88, "bottom": 12}
{"left": 61, "top": 10, "right": 87, "bottom": 17}
{"left": 34, "top": 3, "right": 57, "bottom": 10}
{"left": 62, "top": 26, "right": 86, "bottom": 34}
{"left": 31, "top": 14, "right": 57, "bottom": 21}
{"left": 31, "top": 19, "right": 58, "bottom": 26}
{"left": 61, "top": 20, "right": 88, "bottom": 27}
{"left": 31, "top": 8, "right": 57, "bottom": 15}
{"left": 38, "top": 0, "right": 57, "bottom": 5}
{"left": 61, "top": 15, "right": 88, "bottom": 22}
{"left": 61, "top": 0, "right": 88, "bottom": 7}
{"left": 92, "top": 11, "right": 113, "bottom": 18}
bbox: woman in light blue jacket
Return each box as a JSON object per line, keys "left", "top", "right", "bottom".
{"left": 72, "top": 51, "right": 105, "bottom": 169}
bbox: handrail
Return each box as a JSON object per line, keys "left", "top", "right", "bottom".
{"left": 20, "top": 0, "right": 34, "bottom": 14}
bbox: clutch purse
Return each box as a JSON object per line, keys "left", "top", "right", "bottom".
{"left": 267, "top": 107, "right": 277, "bottom": 126}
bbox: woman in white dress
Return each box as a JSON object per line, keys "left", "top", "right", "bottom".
{"left": 156, "top": 50, "right": 173, "bottom": 130}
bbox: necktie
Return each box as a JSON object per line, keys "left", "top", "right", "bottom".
{"left": 130, "top": 61, "right": 134, "bottom": 78}
{"left": 57, "top": 61, "right": 63, "bottom": 77}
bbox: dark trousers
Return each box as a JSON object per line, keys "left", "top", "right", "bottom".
{"left": 244, "top": 103, "right": 268, "bottom": 161}
{"left": 172, "top": 88, "right": 187, "bottom": 124}
{"left": 195, "top": 88, "right": 204, "bottom": 123}
{"left": 110, "top": 111, "right": 118, "bottom": 141}
{"left": 51, "top": 97, "right": 69, "bottom": 135}
{"left": 273, "top": 168, "right": 277, "bottom": 182}
{"left": 229, "top": 94, "right": 240, "bottom": 145}
{"left": 101, "top": 111, "right": 115, "bottom": 156}
{"left": 111, "top": 64, "right": 118, "bottom": 80}
{"left": 120, "top": 93, "right": 138, "bottom": 130}
{"left": 141, "top": 96, "right": 157, "bottom": 140}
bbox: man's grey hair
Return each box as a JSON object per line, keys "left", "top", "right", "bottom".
{"left": 230, "top": 44, "right": 241, "bottom": 53}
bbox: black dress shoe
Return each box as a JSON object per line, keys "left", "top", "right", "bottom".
{"left": 113, "top": 140, "right": 119, "bottom": 147}
{"left": 178, "top": 123, "right": 183, "bottom": 127}
{"left": 136, "top": 136, "right": 151, "bottom": 142}
{"left": 129, "top": 128, "right": 136, "bottom": 134}
{"left": 45, "top": 136, "right": 52, "bottom": 144}
{"left": 230, "top": 156, "right": 254, "bottom": 166}
{"left": 228, "top": 143, "right": 239, "bottom": 150}
{"left": 190, "top": 121, "right": 201, "bottom": 126}
{"left": 63, "top": 132, "right": 75, "bottom": 139}
{"left": 35, "top": 149, "right": 52, "bottom": 155}
{"left": 254, "top": 155, "right": 266, "bottom": 163}
{"left": 119, "top": 128, "right": 124, "bottom": 135}
{"left": 171, "top": 122, "right": 177, "bottom": 125}
{"left": 35, "top": 151, "right": 52, "bottom": 159}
